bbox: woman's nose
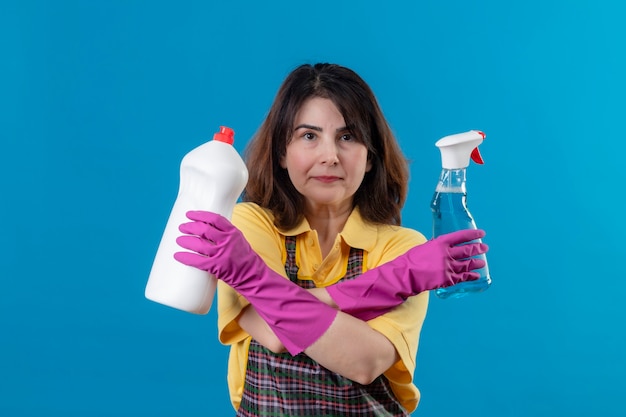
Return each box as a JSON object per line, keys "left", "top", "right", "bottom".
{"left": 319, "top": 139, "right": 339, "bottom": 165}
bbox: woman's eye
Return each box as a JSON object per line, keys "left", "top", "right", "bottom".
{"left": 340, "top": 133, "right": 354, "bottom": 142}
{"left": 303, "top": 132, "right": 316, "bottom": 140}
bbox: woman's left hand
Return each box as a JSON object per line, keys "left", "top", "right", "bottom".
{"left": 174, "top": 210, "right": 261, "bottom": 284}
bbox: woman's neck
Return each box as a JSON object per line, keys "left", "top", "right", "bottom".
{"left": 305, "top": 204, "right": 352, "bottom": 258}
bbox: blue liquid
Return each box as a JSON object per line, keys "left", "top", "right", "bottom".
{"left": 430, "top": 188, "right": 491, "bottom": 299}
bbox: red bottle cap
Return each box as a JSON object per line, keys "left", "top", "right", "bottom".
{"left": 213, "top": 126, "right": 235, "bottom": 145}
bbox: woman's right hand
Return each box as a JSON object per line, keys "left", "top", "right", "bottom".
{"left": 326, "top": 229, "right": 489, "bottom": 321}
{"left": 404, "top": 229, "right": 488, "bottom": 290}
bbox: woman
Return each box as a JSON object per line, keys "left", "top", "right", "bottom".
{"left": 175, "top": 63, "right": 487, "bottom": 416}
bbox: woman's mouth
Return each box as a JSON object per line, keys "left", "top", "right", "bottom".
{"left": 313, "top": 176, "right": 340, "bottom": 183}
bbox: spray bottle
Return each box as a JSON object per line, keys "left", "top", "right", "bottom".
{"left": 430, "top": 130, "right": 491, "bottom": 299}
{"left": 145, "top": 126, "right": 249, "bottom": 314}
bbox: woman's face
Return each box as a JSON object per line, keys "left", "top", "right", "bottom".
{"left": 280, "top": 97, "right": 371, "bottom": 214}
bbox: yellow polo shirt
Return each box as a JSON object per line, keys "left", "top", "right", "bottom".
{"left": 217, "top": 202, "right": 429, "bottom": 413}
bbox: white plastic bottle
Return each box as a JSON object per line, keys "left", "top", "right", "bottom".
{"left": 145, "top": 126, "right": 249, "bottom": 314}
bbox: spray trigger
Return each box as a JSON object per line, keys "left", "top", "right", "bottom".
{"left": 471, "top": 147, "right": 484, "bottom": 164}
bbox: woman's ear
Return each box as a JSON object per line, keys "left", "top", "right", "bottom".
{"left": 365, "top": 154, "right": 372, "bottom": 172}
{"left": 280, "top": 154, "right": 287, "bottom": 169}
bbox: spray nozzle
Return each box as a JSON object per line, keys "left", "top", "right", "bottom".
{"left": 213, "top": 126, "right": 235, "bottom": 145}
{"left": 436, "top": 130, "right": 486, "bottom": 169}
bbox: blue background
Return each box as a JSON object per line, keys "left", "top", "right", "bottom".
{"left": 2, "top": 1, "right": 625, "bottom": 416}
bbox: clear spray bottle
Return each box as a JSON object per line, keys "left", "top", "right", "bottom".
{"left": 145, "top": 126, "right": 249, "bottom": 314}
{"left": 430, "top": 130, "right": 491, "bottom": 299}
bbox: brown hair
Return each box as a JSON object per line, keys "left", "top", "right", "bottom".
{"left": 243, "top": 63, "right": 409, "bottom": 229}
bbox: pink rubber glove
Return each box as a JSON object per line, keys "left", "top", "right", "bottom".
{"left": 326, "top": 229, "right": 489, "bottom": 321}
{"left": 174, "top": 211, "right": 338, "bottom": 355}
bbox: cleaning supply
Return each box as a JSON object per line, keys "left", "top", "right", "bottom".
{"left": 145, "top": 126, "right": 248, "bottom": 314}
{"left": 430, "top": 130, "right": 491, "bottom": 299}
